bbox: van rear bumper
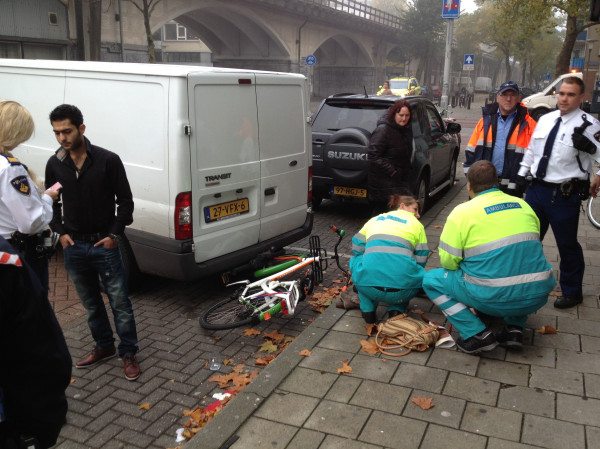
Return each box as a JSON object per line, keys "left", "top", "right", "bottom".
{"left": 126, "top": 212, "right": 313, "bottom": 281}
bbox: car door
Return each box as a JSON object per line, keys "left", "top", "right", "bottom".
{"left": 422, "top": 102, "right": 453, "bottom": 185}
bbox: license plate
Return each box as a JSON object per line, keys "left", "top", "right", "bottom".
{"left": 204, "top": 198, "right": 249, "bottom": 223}
{"left": 332, "top": 186, "right": 367, "bottom": 198}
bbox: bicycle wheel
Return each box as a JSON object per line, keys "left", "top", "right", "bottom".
{"left": 588, "top": 196, "right": 600, "bottom": 229}
{"left": 200, "top": 287, "right": 263, "bottom": 330}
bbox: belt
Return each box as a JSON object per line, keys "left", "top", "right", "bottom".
{"left": 69, "top": 232, "right": 109, "bottom": 243}
{"left": 532, "top": 179, "right": 562, "bottom": 188}
{"left": 374, "top": 286, "right": 400, "bottom": 292}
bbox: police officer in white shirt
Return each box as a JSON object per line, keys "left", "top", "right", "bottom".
{"left": 0, "top": 100, "right": 59, "bottom": 291}
{"left": 517, "top": 76, "right": 600, "bottom": 309}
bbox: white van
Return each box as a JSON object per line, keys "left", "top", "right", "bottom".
{"left": 522, "top": 72, "right": 584, "bottom": 121}
{"left": 0, "top": 59, "right": 313, "bottom": 282}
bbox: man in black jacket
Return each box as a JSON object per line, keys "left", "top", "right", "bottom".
{"left": 0, "top": 237, "right": 71, "bottom": 449}
{"left": 45, "top": 104, "right": 141, "bottom": 381}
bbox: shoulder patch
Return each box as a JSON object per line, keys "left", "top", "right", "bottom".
{"left": 0, "top": 153, "right": 21, "bottom": 166}
{"left": 10, "top": 175, "right": 31, "bottom": 196}
{"left": 594, "top": 131, "right": 600, "bottom": 143}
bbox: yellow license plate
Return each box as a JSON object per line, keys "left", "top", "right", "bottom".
{"left": 204, "top": 198, "right": 249, "bottom": 223}
{"left": 332, "top": 186, "right": 367, "bottom": 198}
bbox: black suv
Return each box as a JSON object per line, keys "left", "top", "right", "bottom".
{"left": 311, "top": 94, "right": 461, "bottom": 212}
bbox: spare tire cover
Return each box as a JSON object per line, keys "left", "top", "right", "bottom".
{"left": 323, "top": 127, "right": 371, "bottom": 185}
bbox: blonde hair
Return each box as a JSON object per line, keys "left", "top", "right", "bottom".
{"left": 0, "top": 100, "right": 43, "bottom": 189}
{"left": 0, "top": 100, "right": 35, "bottom": 155}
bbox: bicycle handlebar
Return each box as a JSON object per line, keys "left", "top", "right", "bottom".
{"left": 330, "top": 225, "right": 345, "bottom": 237}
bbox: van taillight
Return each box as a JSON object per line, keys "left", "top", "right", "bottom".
{"left": 175, "top": 192, "right": 192, "bottom": 240}
{"left": 308, "top": 166, "right": 313, "bottom": 204}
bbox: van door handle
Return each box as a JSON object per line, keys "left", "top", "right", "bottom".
{"left": 289, "top": 160, "right": 298, "bottom": 167}
{"left": 265, "top": 187, "right": 276, "bottom": 196}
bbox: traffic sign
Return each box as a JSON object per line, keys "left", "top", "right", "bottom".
{"left": 442, "top": 0, "right": 460, "bottom": 19}
{"left": 463, "top": 54, "right": 474, "bottom": 71}
{"left": 305, "top": 54, "right": 317, "bottom": 66}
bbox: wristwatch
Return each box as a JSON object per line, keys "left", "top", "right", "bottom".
{"left": 109, "top": 233, "right": 118, "bottom": 241}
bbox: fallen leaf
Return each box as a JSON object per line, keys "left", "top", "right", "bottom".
{"left": 364, "top": 324, "right": 377, "bottom": 336}
{"left": 214, "top": 336, "right": 222, "bottom": 341}
{"left": 264, "top": 329, "right": 286, "bottom": 343}
{"left": 169, "top": 379, "right": 175, "bottom": 383}
{"left": 223, "top": 358, "right": 235, "bottom": 366}
{"left": 412, "top": 308, "right": 425, "bottom": 315}
{"left": 412, "top": 396, "right": 435, "bottom": 410}
{"left": 549, "top": 291, "right": 562, "bottom": 297}
{"left": 360, "top": 339, "right": 379, "bottom": 355}
{"left": 231, "top": 364, "right": 245, "bottom": 373}
{"left": 259, "top": 340, "right": 278, "bottom": 353}
{"left": 138, "top": 402, "right": 151, "bottom": 410}
{"left": 243, "top": 328, "right": 261, "bottom": 336}
{"left": 299, "top": 349, "right": 311, "bottom": 357}
{"left": 337, "top": 360, "right": 352, "bottom": 374}
{"left": 381, "top": 358, "right": 387, "bottom": 362}
{"left": 70, "top": 378, "right": 75, "bottom": 384}
{"left": 255, "top": 355, "right": 275, "bottom": 366}
{"left": 434, "top": 225, "right": 443, "bottom": 229}
{"left": 536, "top": 325, "right": 558, "bottom": 334}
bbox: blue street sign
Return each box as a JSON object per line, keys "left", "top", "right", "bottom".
{"left": 442, "top": 0, "right": 460, "bottom": 18}
{"left": 463, "top": 54, "right": 474, "bottom": 70}
{"left": 305, "top": 54, "right": 317, "bottom": 66}
{"left": 545, "top": 72, "right": 551, "bottom": 80}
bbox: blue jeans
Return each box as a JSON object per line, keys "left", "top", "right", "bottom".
{"left": 63, "top": 241, "right": 138, "bottom": 356}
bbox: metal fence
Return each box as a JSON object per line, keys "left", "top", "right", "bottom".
{"left": 304, "top": 0, "right": 402, "bottom": 28}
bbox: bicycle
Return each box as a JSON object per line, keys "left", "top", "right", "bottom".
{"left": 588, "top": 195, "right": 600, "bottom": 229}
{"left": 200, "top": 226, "right": 351, "bottom": 330}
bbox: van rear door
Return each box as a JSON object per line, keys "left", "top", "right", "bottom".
{"left": 255, "top": 74, "right": 310, "bottom": 241}
{"left": 187, "top": 72, "right": 261, "bottom": 263}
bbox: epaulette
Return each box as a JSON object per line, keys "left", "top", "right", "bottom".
{"left": 0, "top": 251, "right": 22, "bottom": 267}
{"left": 0, "top": 153, "right": 21, "bottom": 166}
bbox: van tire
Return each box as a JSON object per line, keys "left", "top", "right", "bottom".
{"left": 118, "top": 235, "right": 141, "bottom": 292}
{"left": 445, "top": 155, "right": 458, "bottom": 192}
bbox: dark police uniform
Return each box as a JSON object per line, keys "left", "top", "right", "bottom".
{"left": 0, "top": 237, "right": 71, "bottom": 449}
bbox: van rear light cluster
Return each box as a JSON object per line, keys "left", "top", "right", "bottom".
{"left": 175, "top": 191, "right": 192, "bottom": 240}
{"left": 308, "top": 166, "right": 313, "bottom": 204}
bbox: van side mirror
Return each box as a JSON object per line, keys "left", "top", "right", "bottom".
{"left": 446, "top": 122, "right": 462, "bottom": 134}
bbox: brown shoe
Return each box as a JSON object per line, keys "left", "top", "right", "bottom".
{"left": 123, "top": 354, "right": 141, "bottom": 381}
{"left": 75, "top": 346, "right": 116, "bottom": 369}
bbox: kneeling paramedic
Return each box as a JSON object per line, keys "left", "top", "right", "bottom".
{"left": 422, "top": 161, "right": 556, "bottom": 354}
{"left": 350, "top": 194, "right": 429, "bottom": 324}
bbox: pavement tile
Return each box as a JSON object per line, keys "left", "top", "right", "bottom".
{"left": 585, "top": 373, "right": 600, "bottom": 399}
{"left": 230, "top": 416, "right": 298, "bottom": 449}
{"left": 587, "top": 426, "right": 600, "bottom": 449}
{"left": 443, "top": 371, "right": 500, "bottom": 406}
{"left": 319, "top": 434, "right": 383, "bottom": 449}
{"left": 497, "top": 385, "right": 555, "bottom": 418}
{"left": 581, "top": 334, "right": 600, "bottom": 355}
{"left": 521, "top": 414, "right": 585, "bottom": 449}
{"left": 390, "top": 363, "right": 448, "bottom": 393}
{"left": 358, "top": 410, "right": 426, "bottom": 448}
{"left": 346, "top": 354, "right": 400, "bottom": 383}
{"left": 558, "top": 316, "right": 600, "bottom": 338}
{"left": 331, "top": 314, "right": 372, "bottom": 335}
{"left": 557, "top": 348, "right": 600, "bottom": 374}
{"left": 298, "top": 346, "right": 354, "bottom": 374}
{"left": 348, "top": 379, "right": 411, "bottom": 414}
{"left": 402, "top": 389, "right": 465, "bottom": 429}
{"left": 556, "top": 393, "right": 600, "bottom": 426}
{"left": 303, "top": 399, "right": 371, "bottom": 439}
{"left": 486, "top": 437, "right": 545, "bottom": 448}
{"left": 529, "top": 366, "right": 583, "bottom": 396}
{"left": 318, "top": 329, "right": 365, "bottom": 353}
{"left": 324, "top": 376, "right": 362, "bottom": 403}
{"left": 421, "top": 423, "right": 487, "bottom": 449}
{"left": 254, "top": 391, "right": 320, "bottom": 426}
{"left": 426, "top": 347, "right": 479, "bottom": 375}
{"left": 477, "top": 358, "right": 530, "bottom": 386}
{"left": 505, "top": 345, "right": 556, "bottom": 367}
{"left": 287, "top": 428, "right": 326, "bottom": 449}
{"left": 532, "top": 331, "right": 581, "bottom": 351}
{"left": 278, "top": 367, "right": 338, "bottom": 398}
{"left": 460, "top": 402, "right": 522, "bottom": 441}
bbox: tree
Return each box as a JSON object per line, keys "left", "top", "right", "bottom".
{"left": 125, "top": 0, "right": 163, "bottom": 63}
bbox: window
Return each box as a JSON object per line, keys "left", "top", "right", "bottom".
{"left": 162, "top": 21, "right": 200, "bottom": 41}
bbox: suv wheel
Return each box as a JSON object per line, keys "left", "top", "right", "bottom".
{"left": 446, "top": 156, "right": 458, "bottom": 192}
{"left": 414, "top": 174, "right": 430, "bottom": 213}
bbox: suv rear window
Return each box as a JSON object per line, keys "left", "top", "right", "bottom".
{"left": 312, "top": 102, "right": 390, "bottom": 133}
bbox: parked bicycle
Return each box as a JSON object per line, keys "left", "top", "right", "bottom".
{"left": 588, "top": 195, "right": 600, "bottom": 229}
{"left": 200, "top": 226, "right": 351, "bottom": 330}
